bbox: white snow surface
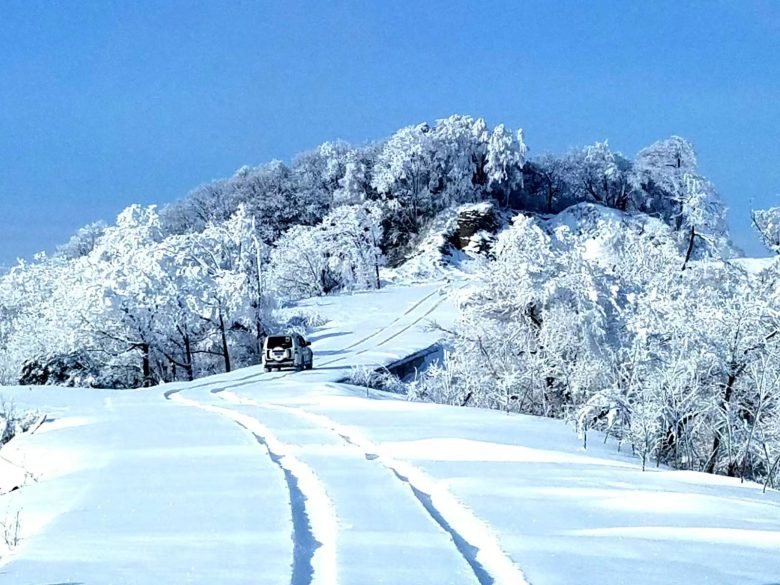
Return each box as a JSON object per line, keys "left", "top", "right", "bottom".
{"left": 1, "top": 279, "right": 780, "bottom": 584}
{"left": 731, "top": 256, "right": 777, "bottom": 274}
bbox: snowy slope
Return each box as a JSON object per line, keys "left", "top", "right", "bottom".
{"left": 2, "top": 278, "right": 780, "bottom": 585}
{"left": 731, "top": 256, "right": 777, "bottom": 274}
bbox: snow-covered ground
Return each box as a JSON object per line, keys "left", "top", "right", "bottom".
{"left": 2, "top": 279, "right": 780, "bottom": 584}
{"left": 731, "top": 256, "right": 777, "bottom": 274}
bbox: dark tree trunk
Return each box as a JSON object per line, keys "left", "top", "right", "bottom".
{"left": 681, "top": 226, "right": 696, "bottom": 271}
{"left": 705, "top": 370, "right": 737, "bottom": 474}
{"left": 183, "top": 334, "right": 194, "bottom": 381}
{"left": 141, "top": 343, "right": 152, "bottom": 387}
{"left": 219, "top": 310, "right": 231, "bottom": 373}
{"left": 255, "top": 317, "right": 264, "bottom": 360}
{"left": 547, "top": 185, "right": 554, "bottom": 214}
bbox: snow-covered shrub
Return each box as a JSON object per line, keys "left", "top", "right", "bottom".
{"left": 1, "top": 510, "right": 21, "bottom": 551}
{"left": 408, "top": 355, "right": 479, "bottom": 406}
{"left": 19, "top": 353, "right": 100, "bottom": 388}
{"left": 344, "top": 365, "right": 405, "bottom": 395}
{"left": 0, "top": 397, "right": 40, "bottom": 448}
{"left": 282, "top": 310, "right": 329, "bottom": 330}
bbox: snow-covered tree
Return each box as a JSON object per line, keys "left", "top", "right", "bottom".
{"left": 268, "top": 224, "right": 334, "bottom": 300}
{"left": 566, "top": 141, "right": 632, "bottom": 210}
{"left": 55, "top": 221, "right": 107, "bottom": 259}
{"left": 268, "top": 201, "right": 385, "bottom": 299}
{"left": 485, "top": 125, "right": 527, "bottom": 206}
{"left": 752, "top": 205, "right": 780, "bottom": 254}
{"left": 334, "top": 147, "right": 375, "bottom": 205}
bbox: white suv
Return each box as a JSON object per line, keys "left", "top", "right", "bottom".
{"left": 262, "top": 334, "right": 314, "bottom": 372}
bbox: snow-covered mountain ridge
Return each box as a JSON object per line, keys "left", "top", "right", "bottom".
{"left": 3, "top": 115, "right": 762, "bottom": 392}
{"left": 1, "top": 279, "right": 779, "bottom": 584}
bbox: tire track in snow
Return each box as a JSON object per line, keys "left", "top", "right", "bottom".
{"left": 338, "top": 286, "right": 443, "bottom": 351}
{"left": 158, "top": 283, "right": 466, "bottom": 582}
{"left": 165, "top": 391, "right": 339, "bottom": 585}
{"left": 314, "top": 284, "right": 449, "bottom": 368}
{"left": 160, "top": 283, "right": 454, "bottom": 394}
{"left": 185, "top": 286, "right": 447, "bottom": 387}
{"left": 235, "top": 422, "right": 319, "bottom": 585}
{"left": 373, "top": 280, "right": 469, "bottom": 349}
{"left": 374, "top": 295, "right": 447, "bottom": 348}
{"left": 218, "top": 391, "right": 530, "bottom": 585}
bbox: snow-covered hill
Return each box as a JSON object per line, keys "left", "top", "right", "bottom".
{"left": 1, "top": 279, "right": 779, "bottom": 584}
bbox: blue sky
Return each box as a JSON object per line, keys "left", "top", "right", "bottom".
{"left": 1, "top": 1, "right": 778, "bottom": 267}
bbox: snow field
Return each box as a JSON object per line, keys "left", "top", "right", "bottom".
{"left": 168, "top": 390, "right": 339, "bottom": 585}
{"left": 2, "top": 279, "right": 780, "bottom": 585}
{"left": 220, "top": 391, "right": 530, "bottom": 585}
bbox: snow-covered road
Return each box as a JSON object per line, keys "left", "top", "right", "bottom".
{"left": 2, "top": 281, "right": 780, "bottom": 584}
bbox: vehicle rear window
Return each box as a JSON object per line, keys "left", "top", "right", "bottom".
{"left": 266, "top": 336, "right": 292, "bottom": 349}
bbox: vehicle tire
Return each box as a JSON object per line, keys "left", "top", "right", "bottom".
{"left": 306, "top": 359, "right": 313, "bottom": 370}
{"left": 264, "top": 366, "right": 271, "bottom": 373}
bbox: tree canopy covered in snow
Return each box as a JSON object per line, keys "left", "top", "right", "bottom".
{"left": 2, "top": 113, "right": 779, "bottom": 485}
{"left": 411, "top": 204, "right": 780, "bottom": 485}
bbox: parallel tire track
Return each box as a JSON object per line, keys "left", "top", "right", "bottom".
{"left": 339, "top": 286, "right": 444, "bottom": 351}
{"left": 375, "top": 294, "right": 449, "bottom": 348}
{"left": 165, "top": 391, "right": 338, "bottom": 585}
{"left": 314, "top": 284, "right": 449, "bottom": 368}
{"left": 160, "top": 283, "right": 454, "bottom": 396}
{"left": 159, "top": 282, "right": 468, "bottom": 584}
{"left": 218, "top": 391, "right": 530, "bottom": 585}
{"left": 261, "top": 283, "right": 451, "bottom": 373}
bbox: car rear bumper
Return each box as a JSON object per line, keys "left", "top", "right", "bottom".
{"left": 264, "top": 359, "right": 295, "bottom": 367}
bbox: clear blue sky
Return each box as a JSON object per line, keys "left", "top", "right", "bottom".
{"left": 1, "top": 1, "right": 778, "bottom": 267}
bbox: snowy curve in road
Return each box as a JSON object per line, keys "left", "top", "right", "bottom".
{"left": 2, "top": 279, "right": 780, "bottom": 584}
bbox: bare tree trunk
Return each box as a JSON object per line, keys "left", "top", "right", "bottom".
{"left": 141, "top": 343, "right": 152, "bottom": 387}
{"left": 183, "top": 334, "right": 194, "bottom": 381}
{"left": 255, "top": 318, "right": 264, "bottom": 359}
{"left": 219, "top": 310, "right": 231, "bottom": 373}
{"left": 681, "top": 226, "right": 696, "bottom": 271}
{"left": 705, "top": 370, "right": 737, "bottom": 474}
{"left": 547, "top": 186, "right": 554, "bottom": 214}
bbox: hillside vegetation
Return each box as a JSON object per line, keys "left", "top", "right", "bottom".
{"left": 2, "top": 115, "right": 780, "bottom": 485}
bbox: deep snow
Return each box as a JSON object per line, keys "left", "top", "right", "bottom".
{"left": 1, "top": 279, "right": 780, "bottom": 584}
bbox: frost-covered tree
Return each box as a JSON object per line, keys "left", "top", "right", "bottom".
{"left": 321, "top": 202, "right": 385, "bottom": 290}
{"left": 268, "top": 201, "right": 385, "bottom": 299}
{"left": 372, "top": 122, "right": 436, "bottom": 241}
{"left": 334, "top": 147, "right": 376, "bottom": 205}
{"left": 522, "top": 154, "right": 577, "bottom": 213}
{"left": 568, "top": 141, "right": 632, "bottom": 210}
{"left": 268, "top": 224, "right": 334, "bottom": 300}
{"left": 485, "top": 125, "right": 527, "bottom": 206}
{"left": 81, "top": 205, "right": 167, "bottom": 386}
{"left": 752, "top": 205, "right": 780, "bottom": 254}
{"left": 631, "top": 136, "right": 698, "bottom": 219}
{"left": 631, "top": 136, "right": 729, "bottom": 262}
{"left": 372, "top": 116, "right": 527, "bottom": 251}
{"left": 55, "top": 220, "right": 107, "bottom": 259}
{"left": 178, "top": 206, "right": 272, "bottom": 374}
